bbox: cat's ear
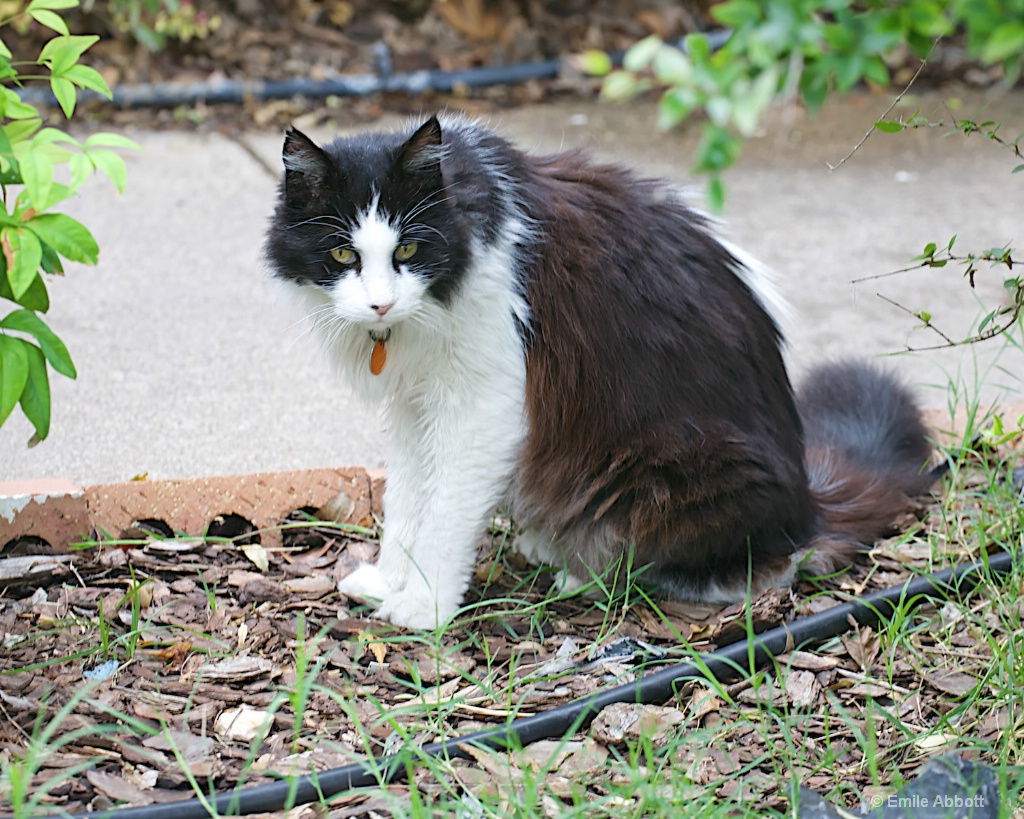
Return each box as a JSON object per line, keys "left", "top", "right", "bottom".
{"left": 282, "top": 128, "right": 332, "bottom": 209}
{"left": 397, "top": 116, "right": 444, "bottom": 178}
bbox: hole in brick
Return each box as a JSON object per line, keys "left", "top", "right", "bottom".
{"left": 122, "top": 519, "right": 175, "bottom": 539}
{"left": 1, "top": 535, "right": 54, "bottom": 556}
{"left": 283, "top": 506, "right": 331, "bottom": 550}
{"left": 206, "top": 513, "right": 260, "bottom": 545}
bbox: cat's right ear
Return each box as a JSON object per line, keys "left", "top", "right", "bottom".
{"left": 398, "top": 116, "right": 444, "bottom": 178}
{"left": 282, "top": 128, "right": 332, "bottom": 210}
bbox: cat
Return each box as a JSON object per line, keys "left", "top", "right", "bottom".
{"left": 264, "top": 113, "right": 935, "bottom": 630}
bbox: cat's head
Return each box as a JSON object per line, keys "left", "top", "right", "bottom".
{"left": 264, "top": 116, "right": 468, "bottom": 331}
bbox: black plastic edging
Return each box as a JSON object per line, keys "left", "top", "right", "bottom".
{"left": 16, "top": 31, "right": 734, "bottom": 111}
{"left": 50, "top": 548, "right": 1016, "bottom": 819}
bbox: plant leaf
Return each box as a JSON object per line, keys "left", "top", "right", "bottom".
{"left": 27, "top": 0, "right": 80, "bottom": 10}
{"left": 2, "top": 228, "right": 43, "bottom": 299}
{"left": 0, "top": 333, "right": 29, "bottom": 426}
{"left": 980, "top": 22, "right": 1024, "bottom": 64}
{"left": 622, "top": 35, "right": 663, "bottom": 72}
{"left": 0, "top": 262, "right": 49, "bottom": 311}
{"left": 579, "top": 50, "right": 612, "bottom": 77}
{"left": 874, "top": 119, "right": 905, "bottom": 133}
{"left": 18, "top": 340, "right": 51, "bottom": 441}
{"left": 83, "top": 133, "right": 142, "bottom": 151}
{"left": 38, "top": 34, "right": 99, "bottom": 75}
{"left": 28, "top": 8, "right": 69, "bottom": 35}
{"left": 49, "top": 75, "right": 77, "bottom": 118}
{"left": 85, "top": 148, "right": 128, "bottom": 193}
{"left": 18, "top": 150, "right": 54, "bottom": 211}
{"left": 26, "top": 213, "right": 98, "bottom": 264}
{"left": 63, "top": 63, "right": 111, "bottom": 98}
{"left": 0, "top": 308, "right": 75, "bottom": 378}
{"left": 0, "top": 88, "right": 41, "bottom": 121}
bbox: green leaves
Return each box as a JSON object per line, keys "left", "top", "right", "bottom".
{"left": 28, "top": 213, "right": 99, "bottom": 265}
{"left": 1, "top": 309, "right": 73, "bottom": 376}
{"left": 27, "top": 0, "right": 79, "bottom": 35}
{"left": 38, "top": 34, "right": 110, "bottom": 117}
{"left": 2, "top": 227, "right": 43, "bottom": 299}
{"left": 874, "top": 119, "right": 906, "bottom": 134}
{"left": 0, "top": 330, "right": 52, "bottom": 441}
{"left": 0, "top": 333, "right": 28, "bottom": 427}
{"left": 19, "top": 340, "right": 51, "bottom": 442}
{"left": 602, "top": 0, "right": 1024, "bottom": 210}
{"left": 579, "top": 50, "right": 612, "bottom": 78}
{"left": 0, "top": 0, "right": 135, "bottom": 442}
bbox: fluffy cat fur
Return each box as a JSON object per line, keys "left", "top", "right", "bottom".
{"left": 264, "top": 114, "right": 935, "bottom": 629}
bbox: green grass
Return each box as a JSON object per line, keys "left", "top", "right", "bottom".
{"left": 4, "top": 377, "right": 1024, "bottom": 817}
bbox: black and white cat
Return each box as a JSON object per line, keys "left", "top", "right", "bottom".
{"left": 264, "top": 114, "right": 934, "bottom": 630}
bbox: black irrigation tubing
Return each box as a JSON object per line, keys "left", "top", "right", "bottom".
{"left": 16, "top": 31, "right": 735, "bottom": 111}
{"left": 45, "top": 547, "right": 1016, "bottom": 819}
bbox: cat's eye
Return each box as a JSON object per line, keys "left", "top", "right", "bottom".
{"left": 330, "top": 247, "right": 357, "bottom": 265}
{"left": 394, "top": 242, "right": 418, "bottom": 262}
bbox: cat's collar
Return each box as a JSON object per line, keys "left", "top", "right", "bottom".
{"left": 368, "top": 328, "right": 391, "bottom": 376}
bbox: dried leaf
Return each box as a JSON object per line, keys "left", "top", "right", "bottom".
{"left": 842, "top": 625, "right": 881, "bottom": 672}
{"left": 914, "top": 732, "right": 958, "bottom": 750}
{"left": 241, "top": 543, "right": 269, "bottom": 572}
{"left": 282, "top": 575, "right": 335, "bottom": 596}
{"left": 925, "top": 670, "right": 978, "bottom": 697}
{"left": 590, "top": 702, "right": 684, "bottom": 748}
{"left": 785, "top": 670, "right": 821, "bottom": 708}
{"left": 190, "top": 656, "right": 278, "bottom": 683}
{"left": 215, "top": 705, "right": 273, "bottom": 744}
{"left": 687, "top": 684, "right": 722, "bottom": 722}
{"left": 777, "top": 650, "right": 841, "bottom": 672}
{"left": 317, "top": 490, "right": 355, "bottom": 522}
{"left": 85, "top": 769, "right": 154, "bottom": 806}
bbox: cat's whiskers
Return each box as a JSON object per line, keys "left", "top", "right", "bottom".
{"left": 401, "top": 187, "right": 457, "bottom": 225}
{"left": 288, "top": 214, "right": 356, "bottom": 241}
{"left": 404, "top": 224, "right": 449, "bottom": 247}
{"left": 321, "top": 317, "right": 352, "bottom": 353}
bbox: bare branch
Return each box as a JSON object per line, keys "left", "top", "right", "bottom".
{"left": 826, "top": 38, "right": 939, "bottom": 173}
{"left": 875, "top": 293, "right": 955, "bottom": 347}
{"left": 875, "top": 293, "right": 1023, "bottom": 353}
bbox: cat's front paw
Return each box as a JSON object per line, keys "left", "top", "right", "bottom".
{"left": 374, "top": 591, "right": 457, "bottom": 631}
{"left": 338, "top": 563, "right": 395, "bottom": 604}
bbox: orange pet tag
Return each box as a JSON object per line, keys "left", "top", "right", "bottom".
{"left": 368, "top": 329, "right": 391, "bottom": 375}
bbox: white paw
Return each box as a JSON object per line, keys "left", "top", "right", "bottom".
{"left": 514, "top": 526, "right": 559, "bottom": 565}
{"left": 552, "top": 570, "right": 586, "bottom": 595}
{"left": 338, "top": 563, "right": 395, "bottom": 604}
{"left": 374, "top": 591, "right": 456, "bottom": 631}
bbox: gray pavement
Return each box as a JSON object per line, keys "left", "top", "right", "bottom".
{"left": 2, "top": 89, "right": 1022, "bottom": 486}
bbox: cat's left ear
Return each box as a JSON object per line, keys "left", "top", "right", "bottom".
{"left": 398, "top": 116, "right": 444, "bottom": 178}
{"left": 282, "top": 128, "right": 332, "bottom": 210}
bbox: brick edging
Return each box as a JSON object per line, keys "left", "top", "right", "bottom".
{"left": 0, "top": 468, "right": 385, "bottom": 552}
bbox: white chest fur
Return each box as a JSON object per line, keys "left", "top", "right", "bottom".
{"left": 287, "top": 218, "right": 531, "bottom": 628}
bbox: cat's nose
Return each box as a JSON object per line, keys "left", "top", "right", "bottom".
{"left": 370, "top": 302, "right": 394, "bottom": 317}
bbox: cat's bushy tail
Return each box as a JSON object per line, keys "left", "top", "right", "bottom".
{"left": 796, "top": 361, "right": 937, "bottom": 576}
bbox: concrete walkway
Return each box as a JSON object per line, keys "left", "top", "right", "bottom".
{"left": 2, "top": 89, "right": 1022, "bottom": 486}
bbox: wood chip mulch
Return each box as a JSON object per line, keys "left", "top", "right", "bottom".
{"left": 1, "top": 462, "right": 1020, "bottom": 816}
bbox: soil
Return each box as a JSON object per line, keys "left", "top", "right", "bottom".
{"left": 0, "top": 472, "right": 1014, "bottom": 815}
{"left": 27, "top": 1, "right": 1003, "bottom": 134}
{"left": 41, "top": 0, "right": 712, "bottom": 133}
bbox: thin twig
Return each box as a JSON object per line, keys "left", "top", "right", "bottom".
{"left": 826, "top": 38, "right": 939, "bottom": 173}
{"left": 875, "top": 292, "right": 1023, "bottom": 353}
{"left": 875, "top": 292, "right": 955, "bottom": 346}
{"left": 851, "top": 261, "right": 940, "bottom": 284}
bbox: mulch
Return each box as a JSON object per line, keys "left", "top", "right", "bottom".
{"left": 23, "top": 0, "right": 1001, "bottom": 135}
{"left": 0, "top": 456, "right": 1015, "bottom": 815}
{"left": 30, "top": 0, "right": 703, "bottom": 134}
